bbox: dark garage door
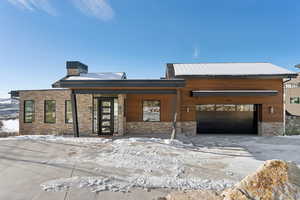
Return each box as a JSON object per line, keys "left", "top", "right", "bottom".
{"left": 196, "top": 104, "right": 257, "bottom": 134}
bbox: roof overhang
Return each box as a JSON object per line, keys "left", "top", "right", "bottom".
{"left": 53, "top": 79, "right": 185, "bottom": 88}
{"left": 192, "top": 90, "right": 278, "bottom": 97}
{"left": 176, "top": 74, "right": 298, "bottom": 79}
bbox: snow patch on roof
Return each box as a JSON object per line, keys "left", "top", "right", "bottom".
{"left": 66, "top": 72, "right": 126, "bottom": 80}
{"left": 173, "top": 63, "right": 295, "bottom": 76}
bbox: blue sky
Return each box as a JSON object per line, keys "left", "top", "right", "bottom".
{"left": 0, "top": 0, "right": 300, "bottom": 97}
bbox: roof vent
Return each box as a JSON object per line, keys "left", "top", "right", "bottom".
{"left": 66, "top": 61, "right": 88, "bottom": 76}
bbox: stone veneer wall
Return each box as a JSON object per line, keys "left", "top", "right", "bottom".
{"left": 76, "top": 94, "right": 94, "bottom": 135}
{"left": 285, "top": 115, "right": 300, "bottom": 135}
{"left": 19, "top": 90, "right": 95, "bottom": 135}
{"left": 19, "top": 90, "right": 73, "bottom": 135}
{"left": 258, "top": 122, "right": 284, "bottom": 136}
{"left": 126, "top": 121, "right": 197, "bottom": 136}
{"left": 177, "top": 121, "right": 197, "bottom": 136}
{"left": 126, "top": 122, "right": 173, "bottom": 134}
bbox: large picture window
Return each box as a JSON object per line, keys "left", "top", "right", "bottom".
{"left": 143, "top": 100, "right": 160, "bottom": 122}
{"left": 65, "top": 100, "right": 73, "bottom": 124}
{"left": 45, "top": 100, "right": 56, "bottom": 123}
{"left": 24, "top": 100, "right": 35, "bottom": 123}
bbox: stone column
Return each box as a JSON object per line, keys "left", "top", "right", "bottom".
{"left": 117, "top": 94, "right": 126, "bottom": 136}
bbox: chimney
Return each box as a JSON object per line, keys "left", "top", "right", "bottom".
{"left": 66, "top": 61, "right": 88, "bottom": 76}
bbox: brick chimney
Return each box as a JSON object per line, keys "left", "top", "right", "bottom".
{"left": 66, "top": 61, "right": 88, "bottom": 76}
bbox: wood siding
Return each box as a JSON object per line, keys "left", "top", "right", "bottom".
{"left": 126, "top": 94, "right": 176, "bottom": 122}
{"left": 180, "top": 79, "right": 284, "bottom": 122}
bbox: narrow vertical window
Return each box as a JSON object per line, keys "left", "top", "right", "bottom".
{"left": 45, "top": 100, "right": 56, "bottom": 123}
{"left": 143, "top": 100, "right": 160, "bottom": 122}
{"left": 65, "top": 100, "right": 73, "bottom": 124}
{"left": 24, "top": 100, "right": 35, "bottom": 123}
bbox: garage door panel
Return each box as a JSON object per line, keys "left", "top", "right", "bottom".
{"left": 196, "top": 104, "right": 257, "bottom": 134}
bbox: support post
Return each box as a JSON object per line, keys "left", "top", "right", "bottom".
{"left": 71, "top": 90, "right": 79, "bottom": 137}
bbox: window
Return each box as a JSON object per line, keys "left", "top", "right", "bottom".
{"left": 44, "top": 100, "right": 56, "bottom": 123}
{"left": 24, "top": 100, "right": 35, "bottom": 123}
{"left": 290, "top": 97, "right": 300, "bottom": 104}
{"left": 196, "top": 104, "right": 254, "bottom": 112}
{"left": 143, "top": 100, "right": 160, "bottom": 122}
{"left": 65, "top": 100, "right": 73, "bottom": 124}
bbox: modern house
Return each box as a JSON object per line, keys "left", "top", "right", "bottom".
{"left": 11, "top": 61, "right": 297, "bottom": 137}
{"left": 284, "top": 65, "right": 300, "bottom": 134}
{"left": 285, "top": 65, "right": 300, "bottom": 116}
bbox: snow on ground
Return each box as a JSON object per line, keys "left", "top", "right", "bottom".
{"left": 2, "top": 134, "right": 300, "bottom": 193}
{"left": 0, "top": 119, "right": 18, "bottom": 133}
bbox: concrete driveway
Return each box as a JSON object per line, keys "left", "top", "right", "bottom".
{"left": 0, "top": 138, "right": 169, "bottom": 200}
{"left": 0, "top": 134, "right": 300, "bottom": 200}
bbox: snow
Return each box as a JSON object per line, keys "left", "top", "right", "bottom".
{"left": 0, "top": 119, "right": 18, "bottom": 133}
{"left": 173, "top": 63, "right": 296, "bottom": 76}
{"left": 39, "top": 137, "right": 236, "bottom": 192}
{"left": 2, "top": 135, "right": 300, "bottom": 193}
{"left": 66, "top": 72, "right": 125, "bottom": 80}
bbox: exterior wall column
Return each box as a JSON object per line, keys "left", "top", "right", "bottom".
{"left": 117, "top": 94, "right": 126, "bottom": 135}
{"left": 71, "top": 90, "right": 79, "bottom": 137}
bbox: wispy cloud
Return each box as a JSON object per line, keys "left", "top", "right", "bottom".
{"left": 71, "top": 0, "right": 115, "bottom": 21}
{"left": 7, "top": 0, "right": 57, "bottom": 15}
{"left": 193, "top": 47, "right": 199, "bottom": 59}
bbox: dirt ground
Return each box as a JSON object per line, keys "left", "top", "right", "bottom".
{"left": 0, "top": 134, "right": 299, "bottom": 200}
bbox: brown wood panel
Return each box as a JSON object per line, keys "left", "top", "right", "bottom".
{"left": 180, "top": 79, "right": 283, "bottom": 122}
{"left": 126, "top": 94, "right": 176, "bottom": 122}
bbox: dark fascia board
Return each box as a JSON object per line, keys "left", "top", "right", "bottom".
{"left": 57, "top": 79, "right": 185, "bottom": 88}
{"left": 192, "top": 90, "right": 278, "bottom": 97}
{"left": 74, "top": 89, "right": 177, "bottom": 94}
{"left": 175, "top": 74, "right": 298, "bottom": 79}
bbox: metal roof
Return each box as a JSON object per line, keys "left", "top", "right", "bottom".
{"left": 172, "top": 63, "right": 297, "bottom": 77}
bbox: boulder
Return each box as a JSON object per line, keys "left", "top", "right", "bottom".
{"left": 222, "top": 160, "right": 300, "bottom": 200}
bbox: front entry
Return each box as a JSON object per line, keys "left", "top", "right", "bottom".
{"left": 98, "top": 98, "right": 114, "bottom": 136}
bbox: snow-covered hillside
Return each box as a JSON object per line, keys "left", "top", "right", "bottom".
{"left": 0, "top": 98, "right": 19, "bottom": 120}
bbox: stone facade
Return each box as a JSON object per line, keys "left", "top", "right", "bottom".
{"left": 258, "top": 122, "right": 284, "bottom": 136}
{"left": 177, "top": 121, "right": 197, "bottom": 136}
{"left": 285, "top": 114, "right": 300, "bottom": 135}
{"left": 76, "top": 94, "right": 93, "bottom": 135}
{"left": 126, "top": 122, "right": 173, "bottom": 134}
{"left": 117, "top": 94, "right": 126, "bottom": 135}
{"left": 19, "top": 89, "right": 73, "bottom": 135}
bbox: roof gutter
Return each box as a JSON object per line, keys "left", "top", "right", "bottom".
{"left": 54, "top": 79, "right": 186, "bottom": 88}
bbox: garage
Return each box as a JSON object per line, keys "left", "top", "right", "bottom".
{"left": 196, "top": 104, "right": 258, "bottom": 134}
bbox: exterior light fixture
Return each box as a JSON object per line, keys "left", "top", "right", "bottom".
{"left": 269, "top": 106, "right": 274, "bottom": 114}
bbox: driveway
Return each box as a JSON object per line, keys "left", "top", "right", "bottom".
{"left": 0, "top": 134, "right": 299, "bottom": 200}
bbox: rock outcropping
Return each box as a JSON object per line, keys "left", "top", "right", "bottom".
{"left": 223, "top": 160, "right": 300, "bottom": 200}
{"left": 164, "top": 160, "right": 300, "bottom": 200}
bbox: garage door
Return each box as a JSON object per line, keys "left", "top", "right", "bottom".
{"left": 196, "top": 104, "right": 257, "bottom": 134}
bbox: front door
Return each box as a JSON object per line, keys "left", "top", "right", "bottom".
{"left": 98, "top": 98, "right": 114, "bottom": 135}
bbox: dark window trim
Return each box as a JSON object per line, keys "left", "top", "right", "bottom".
{"left": 142, "top": 99, "right": 161, "bottom": 122}
{"left": 44, "top": 100, "right": 56, "bottom": 124}
{"left": 24, "top": 100, "right": 35, "bottom": 123}
{"left": 65, "top": 100, "right": 72, "bottom": 124}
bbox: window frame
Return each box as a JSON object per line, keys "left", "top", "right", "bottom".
{"left": 142, "top": 100, "right": 161, "bottom": 122}
{"left": 24, "top": 100, "right": 35, "bottom": 123}
{"left": 65, "top": 100, "right": 73, "bottom": 124}
{"left": 44, "top": 100, "right": 56, "bottom": 124}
